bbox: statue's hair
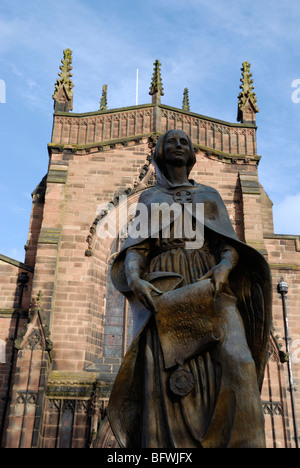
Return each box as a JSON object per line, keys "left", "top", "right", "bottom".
{"left": 153, "top": 130, "right": 196, "bottom": 177}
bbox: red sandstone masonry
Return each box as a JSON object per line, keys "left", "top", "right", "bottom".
{"left": 0, "top": 259, "right": 34, "bottom": 442}
{"left": 0, "top": 262, "right": 21, "bottom": 310}
{"left": 24, "top": 191, "right": 45, "bottom": 270}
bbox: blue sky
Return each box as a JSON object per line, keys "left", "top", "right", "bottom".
{"left": 1, "top": 0, "right": 300, "bottom": 261}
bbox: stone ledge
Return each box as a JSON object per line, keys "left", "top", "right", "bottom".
{"left": 48, "top": 371, "right": 97, "bottom": 386}
{"left": 54, "top": 103, "right": 154, "bottom": 118}
{"left": 38, "top": 228, "right": 61, "bottom": 245}
{"left": 200, "top": 146, "right": 261, "bottom": 165}
{"left": 46, "top": 371, "right": 113, "bottom": 399}
{"left": 269, "top": 263, "right": 300, "bottom": 272}
{"left": 48, "top": 133, "right": 153, "bottom": 156}
{"left": 0, "top": 308, "right": 28, "bottom": 318}
{"left": 0, "top": 254, "right": 34, "bottom": 273}
{"left": 265, "top": 234, "right": 300, "bottom": 253}
{"left": 47, "top": 168, "right": 68, "bottom": 184}
{"left": 265, "top": 234, "right": 300, "bottom": 240}
{"left": 48, "top": 132, "right": 261, "bottom": 164}
{"left": 239, "top": 173, "right": 261, "bottom": 194}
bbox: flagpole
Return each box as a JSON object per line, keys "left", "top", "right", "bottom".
{"left": 136, "top": 68, "right": 138, "bottom": 106}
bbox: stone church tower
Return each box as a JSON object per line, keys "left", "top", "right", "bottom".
{"left": 0, "top": 50, "right": 299, "bottom": 448}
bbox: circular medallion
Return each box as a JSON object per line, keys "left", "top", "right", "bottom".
{"left": 169, "top": 367, "right": 195, "bottom": 397}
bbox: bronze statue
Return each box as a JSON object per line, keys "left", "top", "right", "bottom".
{"left": 107, "top": 129, "right": 272, "bottom": 448}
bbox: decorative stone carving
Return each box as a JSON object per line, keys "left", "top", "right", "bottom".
{"left": 15, "top": 291, "right": 53, "bottom": 357}
{"left": 52, "top": 48, "right": 74, "bottom": 113}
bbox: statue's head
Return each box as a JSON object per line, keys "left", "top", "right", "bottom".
{"left": 153, "top": 130, "right": 196, "bottom": 179}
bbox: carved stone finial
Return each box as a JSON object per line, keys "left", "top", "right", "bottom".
{"left": 182, "top": 88, "right": 190, "bottom": 111}
{"left": 53, "top": 48, "right": 74, "bottom": 113}
{"left": 149, "top": 60, "right": 164, "bottom": 105}
{"left": 100, "top": 84, "right": 108, "bottom": 111}
{"left": 14, "top": 291, "right": 53, "bottom": 359}
{"left": 237, "top": 61, "right": 259, "bottom": 124}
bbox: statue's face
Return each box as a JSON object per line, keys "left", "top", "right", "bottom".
{"left": 163, "top": 130, "right": 191, "bottom": 167}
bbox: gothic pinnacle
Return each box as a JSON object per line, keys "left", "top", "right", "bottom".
{"left": 53, "top": 48, "right": 74, "bottom": 113}
{"left": 237, "top": 61, "right": 259, "bottom": 123}
{"left": 100, "top": 84, "right": 108, "bottom": 111}
{"left": 182, "top": 88, "right": 190, "bottom": 111}
{"left": 149, "top": 59, "right": 164, "bottom": 105}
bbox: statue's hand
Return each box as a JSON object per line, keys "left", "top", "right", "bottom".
{"left": 198, "top": 261, "right": 231, "bottom": 297}
{"left": 129, "top": 277, "right": 163, "bottom": 313}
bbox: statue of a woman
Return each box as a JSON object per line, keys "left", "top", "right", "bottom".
{"left": 107, "top": 130, "right": 272, "bottom": 448}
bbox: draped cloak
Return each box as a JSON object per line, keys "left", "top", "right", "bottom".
{"left": 107, "top": 163, "right": 272, "bottom": 449}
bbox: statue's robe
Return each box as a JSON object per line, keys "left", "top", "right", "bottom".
{"left": 107, "top": 173, "right": 272, "bottom": 448}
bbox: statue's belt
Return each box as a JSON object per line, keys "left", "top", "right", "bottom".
{"left": 148, "top": 273, "right": 221, "bottom": 396}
